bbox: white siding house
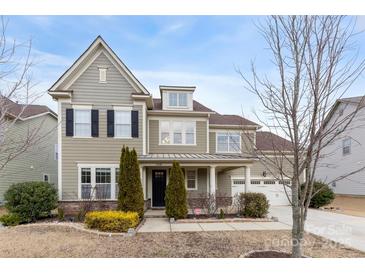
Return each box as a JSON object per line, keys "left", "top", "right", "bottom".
{"left": 316, "top": 96, "right": 365, "bottom": 196}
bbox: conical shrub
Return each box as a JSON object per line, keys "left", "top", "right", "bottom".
{"left": 165, "top": 161, "right": 188, "bottom": 219}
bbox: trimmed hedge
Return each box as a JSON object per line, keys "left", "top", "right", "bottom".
{"left": 301, "top": 181, "right": 335, "bottom": 208}
{"left": 240, "top": 192, "right": 269, "bottom": 218}
{"left": 0, "top": 213, "right": 21, "bottom": 226}
{"left": 85, "top": 211, "right": 139, "bottom": 232}
{"left": 4, "top": 181, "right": 58, "bottom": 223}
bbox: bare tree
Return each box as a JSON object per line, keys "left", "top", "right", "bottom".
{"left": 238, "top": 16, "right": 365, "bottom": 257}
{"left": 0, "top": 17, "right": 50, "bottom": 171}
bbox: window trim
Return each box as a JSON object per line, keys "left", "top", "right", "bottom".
{"left": 167, "top": 92, "right": 189, "bottom": 108}
{"left": 73, "top": 106, "right": 92, "bottom": 138}
{"left": 185, "top": 169, "right": 198, "bottom": 190}
{"left": 114, "top": 108, "right": 132, "bottom": 139}
{"left": 43, "top": 174, "right": 50, "bottom": 183}
{"left": 342, "top": 137, "right": 351, "bottom": 156}
{"left": 159, "top": 120, "right": 197, "bottom": 146}
{"left": 77, "top": 164, "right": 119, "bottom": 200}
{"left": 216, "top": 132, "right": 241, "bottom": 153}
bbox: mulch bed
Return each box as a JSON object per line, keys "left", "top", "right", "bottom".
{"left": 244, "top": 250, "right": 293, "bottom": 258}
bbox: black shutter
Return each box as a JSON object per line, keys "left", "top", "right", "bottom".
{"left": 91, "top": 109, "right": 99, "bottom": 137}
{"left": 107, "top": 110, "right": 114, "bottom": 137}
{"left": 66, "top": 109, "right": 74, "bottom": 136}
{"left": 131, "top": 110, "right": 139, "bottom": 138}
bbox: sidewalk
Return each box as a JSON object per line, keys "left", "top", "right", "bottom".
{"left": 137, "top": 218, "right": 291, "bottom": 233}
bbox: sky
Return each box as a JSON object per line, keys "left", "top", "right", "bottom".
{"left": 5, "top": 16, "right": 365, "bottom": 124}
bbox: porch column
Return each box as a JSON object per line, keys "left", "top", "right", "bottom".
{"left": 209, "top": 165, "right": 216, "bottom": 195}
{"left": 245, "top": 165, "right": 251, "bottom": 193}
{"left": 140, "top": 166, "right": 146, "bottom": 200}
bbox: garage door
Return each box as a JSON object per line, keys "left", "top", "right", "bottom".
{"left": 248, "top": 179, "right": 291, "bottom": 206}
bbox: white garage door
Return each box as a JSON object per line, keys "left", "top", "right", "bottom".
{"left": 249, "top": 179, "right": 291, "bottom": 206}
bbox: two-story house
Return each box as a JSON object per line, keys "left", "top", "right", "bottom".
{"left": 49, "top": 36, "right": 295, "bottom": 214}
{"left": 316, "top": 96, "right": 365, "bottom": 196}
{"left": 0, "top": 97, "right": 58, "bottom": 202}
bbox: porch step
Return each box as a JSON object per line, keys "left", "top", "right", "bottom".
{"left": 144, "top": 209, "right": 167, "bottom": 218}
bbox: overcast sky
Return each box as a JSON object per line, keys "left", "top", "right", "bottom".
{"left": 6, "top": 16, "right": 365, "bottom": 124}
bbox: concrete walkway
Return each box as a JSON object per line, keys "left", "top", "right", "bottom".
{"left": 269, "top": 206, "right": 365, "bottom": 252}
{"left": 138, "top": 218, "right": 291, "bottom": 233}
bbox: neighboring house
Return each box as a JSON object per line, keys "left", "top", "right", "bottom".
{"left": 49, "top": 36, "right": 298, "bottom": 214}
{"left": 0, "top": 97, "right": 58, "bottom": 202}
{"left": 316, "top": 96, "right": 365, "bottom": 196}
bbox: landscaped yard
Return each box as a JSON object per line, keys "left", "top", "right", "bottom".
{"left": 327, "top": 196, "right": 365, "bottom": 217}
{"left": 0, "top": 224, "right": 363, "bottom": 258}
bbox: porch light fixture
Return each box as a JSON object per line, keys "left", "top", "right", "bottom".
{"left": 262, "top": 171, "right": 267, "bottom": 177}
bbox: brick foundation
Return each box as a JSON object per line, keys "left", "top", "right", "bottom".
{"left": 59, "top": 199, "right": 152, "bottom": 216}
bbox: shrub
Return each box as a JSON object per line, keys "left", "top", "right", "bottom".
{"left": 85, "top": 211, "right": 139, "bottom": 232}
{"left": 301, "top": 181, "right": 335, "bottom": 208}
{"left": 118, "top": 147, "right": 145, "bottom": 218}
{"left": 218, "top": 208, "right": 225, "bottom": 219}
{"left": 57, "top": 208, "right": 65, "bottom": 221}
{"left": 240, "top": 192, "right": 269, "bottom": 218}
{"left": 4, "top": 181, "right": 58, "bottom": 223}
{"left": 165, "top": 161, "right": 188, "bottom": 219}
{"left": 0, "top": 213, "right": 21, "bottom": 226}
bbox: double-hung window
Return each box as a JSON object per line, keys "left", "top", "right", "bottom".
{"left": 168, "top": 92, "right": 188, "bottom": 108}
{"left": 160, "top": 121, "right": 196, "bottom": 145}
{"left": 342, "top": 138, "right": 351, "bottom": 156}
{"left": 216, "top": 132, "right": 241, "bottom": 153}
{"left": 186, "top": 169, "right": 197, "bottom": 190}
{"left": 95, "top": 168, "right": 111, "bottom": 199}
{"left": 81, "top": 168, "right": 92, "bottom": 199}
{"left": 74, "top": 109, "right": 91, "bottom": 137}
{"left": 115, "top": 110, "right": 131, "bottom": 138}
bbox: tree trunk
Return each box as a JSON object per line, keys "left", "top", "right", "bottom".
{"left": 291, "top": 176, "right": 303, "bottom": 258}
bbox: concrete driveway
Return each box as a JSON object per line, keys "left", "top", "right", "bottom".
{"left": 269, "top": 206, "right": 365, "bottom": 252}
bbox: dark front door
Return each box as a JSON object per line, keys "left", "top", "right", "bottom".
{"left": 152, "top": 170, "right": 167, "bottom": 207}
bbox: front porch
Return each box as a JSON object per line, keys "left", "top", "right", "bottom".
{"left": 139, "top": 153, "right": 257, "bottom": 209}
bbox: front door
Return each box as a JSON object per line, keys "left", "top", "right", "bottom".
{"left": 152, "top": 170, "right": 167, "bottom": 207}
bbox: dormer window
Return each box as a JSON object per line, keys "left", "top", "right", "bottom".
{"left": 168, "top": 92, "right": 188, "bottom": 108}
{"left": 99, "top": 67, "right": 107, "bottom": 83}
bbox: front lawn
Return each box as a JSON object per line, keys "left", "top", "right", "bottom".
{"left": 0, "top": 225, "right": 363, "bottom": 258}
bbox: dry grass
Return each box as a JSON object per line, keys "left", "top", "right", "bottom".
{"left": 0, "top": 224, "right": 363, "bottom": 258}
{"left": 326, "top": 195, "right": 365, "bottom": 217}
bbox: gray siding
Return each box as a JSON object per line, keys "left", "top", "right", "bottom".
{"left": 61, "top": 103, "right": 143, "bottom": 200}
{"left": 0, "top": 115, "right": 58, "bottom": 201}
{"left": 209, "top": 131, "right": 255, "bottom": 155}
{"left": 70, "top": 52, "right": 135, "bottom": 105}
{"left": 148, "top": 119, "right": 207, "bottom": 153}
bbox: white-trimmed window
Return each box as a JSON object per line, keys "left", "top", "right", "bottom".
{"left": 43, "top": 174, "right": 49, "bottom": 183}
{"left": 342, "top": 137, "right": 351, "bottom": 155}
{"left": 168, "top": 92, "right": 188, "bottom": 107}
{"left": 81, "top": 168, "right": 92, "bottom": 199}
{"left": 216, "top": 132, "right": 241, "bottom": 153}
{"left": 186, "top": 169, "right": 197, "bottom": 190}
{"left": 159, "top": 120, "right": 196, "bottom": 145}
{"left": 99, "top": 67, "right": 107, "bottom": 83}
{"left": 115, "top": 110, "right": 131, "bottom": 138}
{"left": 95, "top": 168, "right": 111, "bottom": 199}
{"left": 74, "top": 109, "right": 91, "bottom": 137}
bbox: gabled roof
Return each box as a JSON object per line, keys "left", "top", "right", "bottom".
{"left": 209, "top": 113, "right": 259, "bottom": 127}
{"left": 1, "top": 96, "right": 57, "bottom": 120}
{"left": 48, "top": 35, "right": 150, "bottom": 95}
{"left": 255, "top": 131, "right": 293, "bottom": 151}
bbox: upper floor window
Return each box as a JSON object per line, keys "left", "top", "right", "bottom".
{"left": 342, "top": 137, "right": 351, "bottom": 156}
{"left": 168, "top": 92, "right": 188, "bottom": 107}
{"left": 99, "top": 67, "right": 107, "bottom": 83}
{"left": 74, "top": 109, "right": 91, "bottom": 137}
{"left": 115, "top": 110, "right": 131, "bottom": 138}
{"left": 216, "top": 132, "right": 241, "bottom": 153}
{"left": 160, "top": 120, "right": 196, "bottom": 145}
